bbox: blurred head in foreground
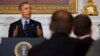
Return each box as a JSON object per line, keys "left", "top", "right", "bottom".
{"left": 50, "top": 10, "right": 73, "bottom": 35}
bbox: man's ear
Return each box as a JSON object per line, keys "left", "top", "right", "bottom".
{"left": 90, "top": 28, "right": 92, "bottom": 34}
{"left": 88, "top": 28, "right": 92, "bottom": 36}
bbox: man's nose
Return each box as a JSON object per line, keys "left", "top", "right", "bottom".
{"left": 28, "top": 8, "right": 31, "bottom": 12}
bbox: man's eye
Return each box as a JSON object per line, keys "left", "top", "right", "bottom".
{"left": 29, "top": 7, "right": 31, "bottom": 10}
{"left": 25, "top": 8, "right": 28, "bottom": 10}
{"left": 24, "top": 7, "right": 31, "bottom": 10}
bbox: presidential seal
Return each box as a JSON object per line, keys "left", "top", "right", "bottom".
{"left": 14, "top": 41, "right": 32, "bottom": 56}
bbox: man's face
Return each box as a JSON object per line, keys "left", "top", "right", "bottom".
{"left": 20, "top": 4, "right": 31, "bottom": 19}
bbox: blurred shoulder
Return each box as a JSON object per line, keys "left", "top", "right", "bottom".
{"left": 10, "top": 20, "right": 20, "bottom": 26}
{"left": 30, "top": 19, "right": 41, "bottom": 24}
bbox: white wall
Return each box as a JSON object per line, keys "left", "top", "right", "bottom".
{"left": 0, "top": 0, "right": 100, "bottom": 40}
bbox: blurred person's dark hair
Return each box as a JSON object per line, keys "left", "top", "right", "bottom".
{"left": 73, "top": 14, "right": 92, "bottom": 36}
{"left": 19, "top": 2, "right": 31, "bottom": 10}
{"left": 50, "top": 10, "right": 73, "bottom": 35}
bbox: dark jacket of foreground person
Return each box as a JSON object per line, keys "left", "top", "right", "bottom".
{"left": 86, "top": 40, "right": 100, "bottom": 56}
{"left": 28, "top": 32, "right": 79, "bottom": 56}
{"left": 78, "top": 37, "right": 94, "bottom": 56}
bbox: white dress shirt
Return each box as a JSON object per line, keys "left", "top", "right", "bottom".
{"left": 21, "top": 18, "right": 30, "bottom": 29}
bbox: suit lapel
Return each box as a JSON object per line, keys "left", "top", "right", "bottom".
{"left": 18, "top": 19, "right": 23, "bottom": 31}
{"left": 29, "top": 19, "right": 35, "bottom": 28}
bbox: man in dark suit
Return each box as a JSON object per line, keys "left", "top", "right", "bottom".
{"left": 8, "top": 2, "right": 43, "bottom": 37}
{"left": 28, "top": 10, "right": 79, "bottom": 56}
{"left": 73, "top": 14, "right": 94, "bottom": 56}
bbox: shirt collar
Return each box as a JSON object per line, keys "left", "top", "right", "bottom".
{"left": 79, "top": 34, "right": 91, "bottom": 40}
{"left": 21, "top": 18, "right": 30, "bottom": 25}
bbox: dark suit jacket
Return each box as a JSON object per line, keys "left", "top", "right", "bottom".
{"left": 28, "top": 32, "right": 79, "bottom": 56}
{"left": 8, "top": 19, "right": 43, "bottom": 38}
{"left": 86, "top": 40, "right": 100, "bottom": 56}
{"left": 78, "top": 37, "right": 94, "bottom": 56}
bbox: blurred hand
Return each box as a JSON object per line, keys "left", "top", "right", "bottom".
{"left": 13, "top": 25, "right": 19, "bottom": 37}
{"left": 36, "top": 26, "right": 43, "bottom": 37}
